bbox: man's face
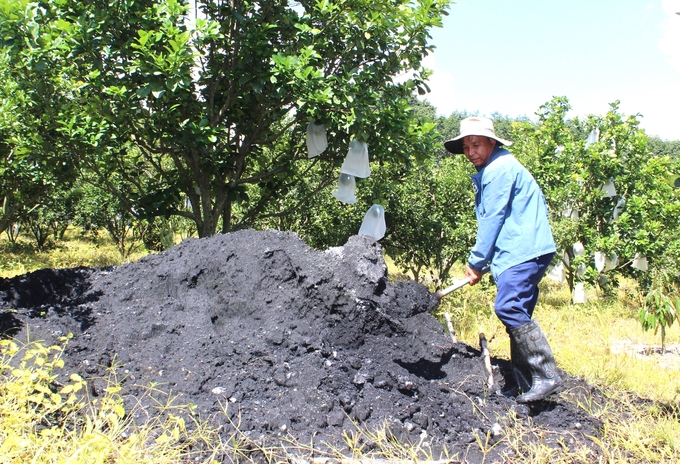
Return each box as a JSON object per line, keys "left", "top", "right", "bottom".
{"left": 462, "top": 136, "right": 496, "bottom": 167}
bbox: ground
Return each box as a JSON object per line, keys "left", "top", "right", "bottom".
{"left": 0, "top": 230, "right": 607, "bottom": 462}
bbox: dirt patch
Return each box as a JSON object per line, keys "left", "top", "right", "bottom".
{"left": 610, "top": 340, "right": 680, "bottom": 370}
{"left": 0, "top": 230, "right": 607, "bottom": 461}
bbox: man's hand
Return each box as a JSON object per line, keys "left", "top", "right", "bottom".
{"left": 465, "top": 266, "right": 484, "bottom": 286}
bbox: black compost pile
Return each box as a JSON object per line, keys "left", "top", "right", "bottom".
{"left": 0, "top": 230, "right": 605, "bottom": 462}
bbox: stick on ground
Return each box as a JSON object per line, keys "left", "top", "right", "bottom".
{"left": 444, "top": 312, "right": 458, "bottom": 344}
{"left": 479, "top": 332, "right": 494, "bottom": 390}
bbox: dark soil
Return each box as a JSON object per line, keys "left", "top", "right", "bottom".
{"left": 0, "top": 230, "right": 607, "bottom": 462}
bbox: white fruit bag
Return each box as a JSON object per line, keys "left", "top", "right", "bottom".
{"left": 612, "top": 197, "right": 625, "bottom": 220}
{"left": 332, "top": 173, "right": 357, "bottom": 204}
{"left": 601, "top": 179, "right": 617, "bottom": 198}
{"left": 306, "top": 120, "right": 327, "bottom": 158}
{"left": 573, "top": 283, "right": 587, "bottom": 304}
{"left": 585, "top": 128, "right": 600, "bottom": 148}
{"left": 340, "top": 140, "right": 370, "bottom": 178}
{"left": 547, "top": 261, "right": 566, "bottom": 283}
{"left": 594, "top": 251, "right": 606, "bottom": 273}
{"left": 631, "top": 253, "right": 648, "bottom": 272}
{"left": 358, "top": 204, "right": 386, "bottom": 241}
{"left": 573, "top": 242, "right": 585, "bottom": 257}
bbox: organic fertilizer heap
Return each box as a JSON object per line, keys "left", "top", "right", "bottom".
{"left": 0, "top": 230, "right": 603, "bottom": 461}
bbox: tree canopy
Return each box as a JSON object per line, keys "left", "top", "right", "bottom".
{"left": 0, "top": 0, "right": 450, "bottom": 237}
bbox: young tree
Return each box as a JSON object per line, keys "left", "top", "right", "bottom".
{"left": 639, "top": 274, "right": 679, "bottom": 354}
{"left": 512, "top": 97, "right": 680, "bottom": 298}
{"left": 379, "top": 154, "right": 476, "bottom": 286}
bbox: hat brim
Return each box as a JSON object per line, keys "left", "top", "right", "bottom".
{"left": 444, "top": 135, "right": 512, "bottom": 154}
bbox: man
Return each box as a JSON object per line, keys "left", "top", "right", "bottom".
{"left": 444, "top": 117, "right": 560, "bottom": 403}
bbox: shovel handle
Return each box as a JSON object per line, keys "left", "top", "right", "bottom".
{"left": 436, "top": 277, "right": 472, "bottom": 299}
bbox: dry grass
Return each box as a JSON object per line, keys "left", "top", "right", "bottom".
{"left": 431, "top": 269, "right": 680, "bottom": 463}
{"left": 0, "top": 227, "right": 149, "bottom": 279}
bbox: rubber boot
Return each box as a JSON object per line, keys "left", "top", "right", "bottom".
{"left": 509, "top": 320, "right": 561, "bottom": 403}
{"left": 501, "top": 336, "right": 532, "bottom": 397}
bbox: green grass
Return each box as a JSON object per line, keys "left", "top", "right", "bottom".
{"left": 1, "top": 232, "right": 680, "bottom": 462}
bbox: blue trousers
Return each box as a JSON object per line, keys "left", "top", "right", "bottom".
{"left": 494, "top": 253, "right": 555, "bottom": 329}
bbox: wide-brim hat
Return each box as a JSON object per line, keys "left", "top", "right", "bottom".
{"left": 444, "top": 117, "right": 513, "bottom": 154}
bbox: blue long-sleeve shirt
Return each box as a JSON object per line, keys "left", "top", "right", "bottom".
{"left": 468, "top": 147, "right": 556, "bottom": 279}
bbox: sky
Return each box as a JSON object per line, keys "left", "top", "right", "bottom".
{"left": 420, "top": 0, "right": 680, "bottom": 140}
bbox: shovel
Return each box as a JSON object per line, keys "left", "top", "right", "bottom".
{"left": 432, "top": 277, "right": 471, "bottom": 345}
{"left": 433, "top": 275, "right": 495, "bottom": 386}
{"left": 435, "top": 276, "right": 471, "bottom": 300}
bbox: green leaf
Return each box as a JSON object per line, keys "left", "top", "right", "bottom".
{"left": 136, "top": 86, "right": 151, "bottom": 98}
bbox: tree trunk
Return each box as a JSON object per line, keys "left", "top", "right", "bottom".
{"left": 565, "top": 249, "right": 575, "bottom": 294}
{"left": 193, "top": 189, "right": 221, "bottom": 238}
{"left": 661, "top": 325, "right": 666, "bottom": 354}
{"left": 196, "top": 214, "right": 220, "bottom": 238}
{"left": 221, "top": 199, "right": 232, "bottom": 234}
